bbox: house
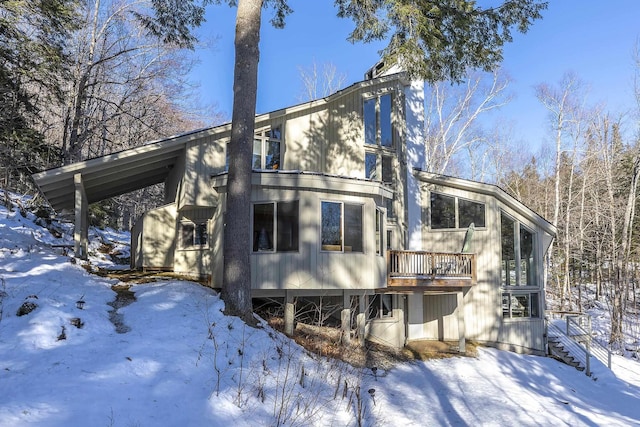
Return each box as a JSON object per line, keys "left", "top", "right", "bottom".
{"left": 32, "top": 63, "right": 556, "bottom": 355}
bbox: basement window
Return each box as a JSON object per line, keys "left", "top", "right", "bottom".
{"left": 369, "top": 294, "right": 393, "bottom": 319}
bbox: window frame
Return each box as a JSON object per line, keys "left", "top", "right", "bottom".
{"left": 179, "top": 221, "right": 208, "bottom": 249}
{"left": 500, "top": 211, "right": 538, "bottom": 288}
{"left": 364, "top": 93, "right": 393, "bottom": 148}
{"left": 252, "top": 126, "right": 282, "bottom": 170}
{"left": 502, "top": 292, "right": 540, "bottom": 319}
{"left": 368, "top": 294, "right": 394, "bottom": 319}
{"left": 429, "top": 192, "right": 486, "bottom": 230}
{"left": 252, "top": 200, "right": 299, "bottom": 253}
{"left": 320, "top": 201, "right": 364, "bottom": 253}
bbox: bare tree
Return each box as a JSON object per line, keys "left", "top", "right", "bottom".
{"left": 297, "top": 61, "right": 347, "bottom": 102}
{"left": 424, "top": 70, "right": 512, "bottom": 177}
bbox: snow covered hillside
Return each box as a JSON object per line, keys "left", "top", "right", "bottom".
{"left": 1, "top": 195, "right": 639, "bottom": 426}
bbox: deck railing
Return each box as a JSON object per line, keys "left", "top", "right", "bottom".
{"left": 387, "top": 251, "right": 476, "bottom": 287}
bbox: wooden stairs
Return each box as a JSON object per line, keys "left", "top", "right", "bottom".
{"left": 547, "top": 334, "right": 586, "bottom": 372}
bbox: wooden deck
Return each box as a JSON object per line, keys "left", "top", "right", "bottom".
{"left": 386, "top": 250, "right": 477, "bottom": 291}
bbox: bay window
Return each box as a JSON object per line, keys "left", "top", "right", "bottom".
{"left": 253, "top": 201, "right": 299, "bottom": 252}
{"left": 321, "top": 201, "right": 363, "bottom": 252}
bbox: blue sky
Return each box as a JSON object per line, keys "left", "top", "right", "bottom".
{"left": 191, "top": 1, "right": 640, "bottom": 152}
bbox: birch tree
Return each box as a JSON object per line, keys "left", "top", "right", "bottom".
{"left": 424, "top": 70, "right": 512, "bottom": 176}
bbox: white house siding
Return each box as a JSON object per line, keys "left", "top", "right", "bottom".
{"left": 180, "top": 135, "right": 226, "bottom": 209}
{"left": 366, "top": 299, "right": 405, "bottom": 348}
{"left": 173, "top": 207, "right": 215, "bottom": 279}
{"left": 417, "top": 178, "right": 552, "bottom": 354}
{"left": 131, "top": 203, "right": 177, "bottom": 270}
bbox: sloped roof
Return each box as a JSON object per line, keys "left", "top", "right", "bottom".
{"left": 32, "top": 72, "right": 406, "bottom": 212}
{"left": 31, "top": 130, "right": 205, "bottom": 211}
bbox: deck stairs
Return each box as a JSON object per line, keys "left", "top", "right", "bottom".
{"left": 546, "top": 313, "right": 613, "bottom": 377}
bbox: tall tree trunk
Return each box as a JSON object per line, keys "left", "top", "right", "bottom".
{"left": 221, "top": 0, "right": 263, "bottom": 321}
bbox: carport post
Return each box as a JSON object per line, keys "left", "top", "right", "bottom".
{"left": 74, "top": 173, "right": 89, "bottom": 260}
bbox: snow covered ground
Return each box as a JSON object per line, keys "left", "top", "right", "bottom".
{"left": 1, "top": 196, "right": 639, "bottom": 426}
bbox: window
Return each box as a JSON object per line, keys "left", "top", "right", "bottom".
{"left": 180, "top": 222, "right": 208, "bottom": 248}
{"left": 501, "top": 212, "right": 537, "bottom": 286}
{"left": 253, "top": 126, "right": 281, "bottom": 170}
{"left": 430, "top": 192, "right": 485, "bottom": 229}
{"left": 369, "top": 294, "right": 393, "bottom": 319}
{"left": 459, "top": 198, "right": 486, "bottom": 228}
{"left": 364, "top": 94, "right": 392, "bottom": 147}
{"left": 253, "top": 201, "right": 299, "bottom": 252}
{"left": 375, "top": 208, "right": 384, "bottom": 256}
{"left": 321, "top": 201, "right": 363, "bottom": 252}
{"left": 430, "top": 193, "right": 456, "bottom": 229}
{"left": 365, "top": 152, "right": 377, "bottom": 180}
{"left": 365, "top": 152, "right": 393, "bottom": 183}
{"left": 502, "top": 292, "right": 540, "bottom": 319}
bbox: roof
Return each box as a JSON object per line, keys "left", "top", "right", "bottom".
{"left": 32, "top": 132, "right": 195, "bottom": 211}
{"left": 32, "top": 73, "right": 406, "bottom": 212}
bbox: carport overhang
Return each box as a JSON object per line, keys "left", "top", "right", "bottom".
{"left": 31, "top": 131, "right": 205, "bottom": 259}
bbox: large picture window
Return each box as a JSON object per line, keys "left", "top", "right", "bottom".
{"left": 430, "top": 192, "right": 485, "bottom": 229}
{"left": 364, "top": 94, "right": 392, "bottom": 147}
{"left": 253, "top": 126, "right": 281, "bottom": 170}
{"left": 501, "top": 212, "right": 536, "bottom": 286}
{"left": 180, "top": 222, "right": 208, "bottom": 248}
{"left": 253, "top": 201, "right": 299, "bottom": 252}
{"left": 321, "top": 201, "right": 363, "bottom": 252}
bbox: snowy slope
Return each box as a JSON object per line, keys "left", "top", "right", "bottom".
{"left": 0, "top": 197, "right": 639, "bottom": 426}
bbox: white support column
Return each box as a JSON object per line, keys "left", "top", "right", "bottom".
{"left": 457, "top": 291, "right": 466, "bottom": 353}
{"left": 407, "top": 293, "right": 424, "bottom": 340}
{"left": 357, "top": 295, "right": 366, "bottom": 346}
{"left": 404, "top": 79, "right": 425, "bottom": 252}
{"left": 341, "top": 292, "right": 351, "bottom": 346}
{"left": 284, "top": 291, "right": 295, "bottom": 336}
{"left": 74, "top": 173, "right": 88, "bottom": 260}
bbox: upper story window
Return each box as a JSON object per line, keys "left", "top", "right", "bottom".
{"left": 253, "top": 201, "right": 299, "bottom": 252}
{"left": 365, "top": 152, "right": 393, "bottom": 183}
{"left": 180, "top": 221, "right": 208, "bottom": 249}
{"left": 253, "top": 126, "right": 281, "bottom": 170}
{"left": 430, "top": 192, "right": 485, "bottom": 229}
{"left": 364, "top": 93, "right": 392, "bottom": 147}
{"left": 375, "top": 208, "right": 384, "bottom": 256}
{"left": 501, "top": 212, "right": 536, "bottom": 287}
{"left": 321, "top": 201, "right": 363, "bottom": 252}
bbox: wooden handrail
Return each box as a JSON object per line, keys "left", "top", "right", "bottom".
{"left": 387, "top": 250, "right": 476, "bottom": 279}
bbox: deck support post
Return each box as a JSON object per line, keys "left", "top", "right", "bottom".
{"left": 457, "top": 291, "right": 466, "bottom": 353}
{"left": 73, "top": 173, "right": 89, "bottom": 260}
{"left": 284, "top": 291, "right": 295, "bottom": 336}
{"left": 341, "top": 292, "right": 351, "bottom": 345}
{"left": 357, "top": 295, "right": 366, "bottom": 346}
